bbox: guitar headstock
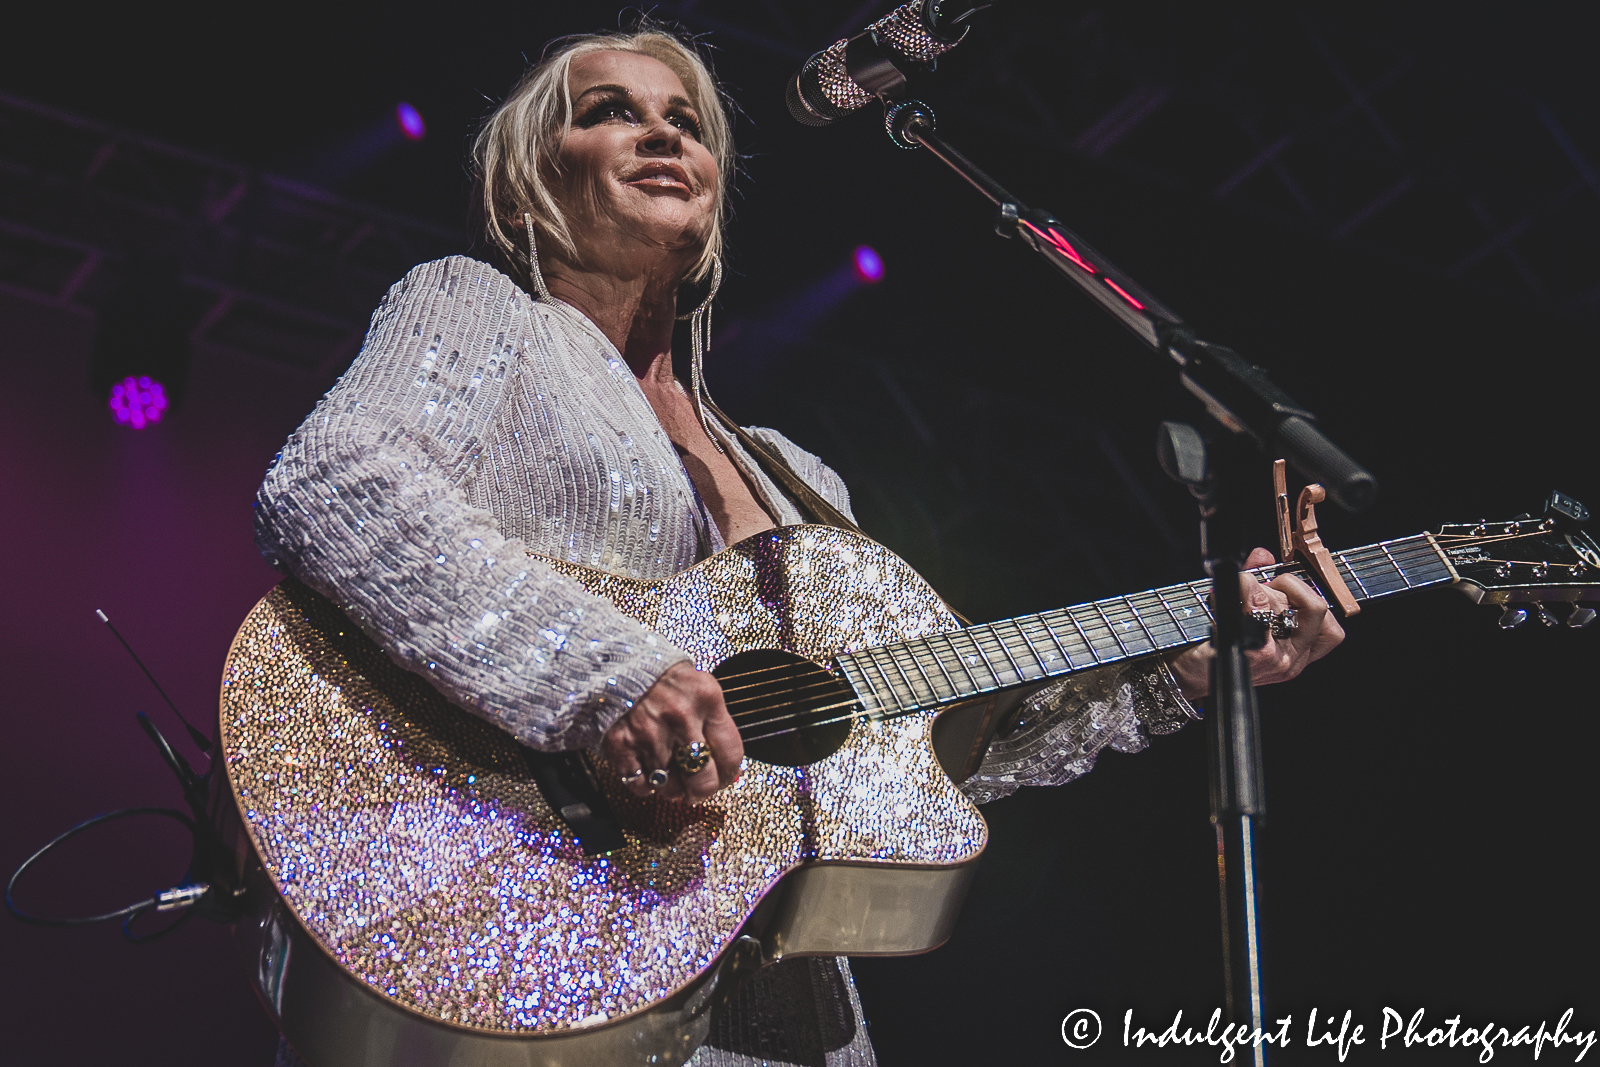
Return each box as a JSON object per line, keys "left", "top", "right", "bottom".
{"left": 1436, "top": 491, "right": 1600, "bottom": 628}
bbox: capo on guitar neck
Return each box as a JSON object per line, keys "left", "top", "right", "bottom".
{"left": 1273, "top": 459, "right": 1360, "bottom": 617}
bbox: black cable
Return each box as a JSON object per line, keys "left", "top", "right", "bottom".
{"left": 122, "top": 901, "right": 197, "bottom": 944}
{"left": 5, "top": 806, "right": 197, "bottom": 930}
{"left": 5, "top": 641, "right": 246, "bottom": 941}
{"left": 96, "top": 608, "right": 214, "bottom": 757}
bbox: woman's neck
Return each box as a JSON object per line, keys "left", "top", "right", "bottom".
{"left": 544, "top": 259, "right": 683, "bottom": 380}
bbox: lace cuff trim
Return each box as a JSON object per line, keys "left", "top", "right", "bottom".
{"left": 959, "top": 660, "right": 1199, "bottom": 804}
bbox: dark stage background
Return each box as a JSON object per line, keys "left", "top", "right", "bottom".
{"left": 2, "top": 2, "right": 1596, "bottom": 1064}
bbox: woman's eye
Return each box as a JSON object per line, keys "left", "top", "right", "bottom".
{"left": 669, "top": 114, "right": 702, "bottom": 138}
{"left": 582, "top": 101, "right": 635, "bottom": 125}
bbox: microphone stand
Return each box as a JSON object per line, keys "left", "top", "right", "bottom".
{"left": 878, "top": 98, "right": 1377, "bottom": 1056}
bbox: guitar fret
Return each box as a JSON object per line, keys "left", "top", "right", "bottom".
{"left": 1025, "top": 615, "right": 1071, "bottom": 674}
{"left": 1343, "top": 537, "right": 1453, "bottom": 601}
{"left": 1062, "top": 609, "right": 1107, "bottom": 666}
{"left": 1329, "top": 554, "right": 1359, "bottom": 598}
{"left": 851, "top": 649, "right": 890, "bottom": 712}
{"left": 1151, "top": 586, "right": 1194, "bottom": 642}
{"left": 998, "top": 620, "right": 1049, "bottom": 681}
{"left": 1131, "top": 596, "right": 1169, "bottom": 646}
{"left": 837, "top": 657, "right": 887, "bottom": 717}
{"left": 877, "top": 646, "right": 924, "bottom": 708}
{"left": 887, "top": 642, "right": 940, "bottom": 705}
{"left": 896, "top": 643, "right": 937, "bottom": 703}
{"left": 1108, "top": 596, "right": 1161, "bottom": 654}
{"left": 1030, "top": 614, "right": 1081, "bottom": 671}
{"left": 865, "top": 648, "right": 910, "bottom": 713}
{"left": 951, "top": 628, "right": 1002, "bottom": 691}
{"left": 1379, "top": 543, "right": 1415, "bottom": 589}
{"left": 1017, "top": 614, "right": 1068, "bottom": 671}
{"left": 1162, "top": 584, "right": 1213, "bottom": 642}
{"left": 1089, "top": 601, "right": 1133, "bottom": 660}
{"left": 1338, "top": 552, "right": 1373, "bottom": 599}
{"left": 921, "top": 634, "right": 962, "bottom": 699}
{"left": 1389, "top": 536, "right": 1455, "bottom": 587}
{"left": 1073, "top": 605, "right": 1123, "bottom": 661}
{"left": 1035, "top": 610, "right": 1086, "bottom": 670}
{"left": 937, "top": 632, "right": 983, "bottom": 695}
{"left": 1129, "top": 592, "right": 1184, "bottom": 646}
{"left": 1350, "top": 545, "right": 1408, "bottom": 597}
{"left": 980, "top": 623, "right": 1027, "bottom": 685}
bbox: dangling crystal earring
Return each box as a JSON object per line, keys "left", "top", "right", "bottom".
{"left": 523, "top": 212, "right": 553, "bottom": 302}
{"left": 682, "top": 256, "right": 724, "bottom": 452}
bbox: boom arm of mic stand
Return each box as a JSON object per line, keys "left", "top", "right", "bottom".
{"left": 893, "top": 104, "right": 1378, "bottom": 512}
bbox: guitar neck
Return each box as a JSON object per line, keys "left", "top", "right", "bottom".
{"left": 836, "top": 533, "right": 1454, "bottom": 716}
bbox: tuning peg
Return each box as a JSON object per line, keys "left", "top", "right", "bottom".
{"left": 1498, "top": 606, "right": 1528, "bottom": 629}
{"left": 1568, "top": 605, "right": 1597, "bottom": 629}
{"left": 1534, "top": 602, "right": 1559, "bottom": 627}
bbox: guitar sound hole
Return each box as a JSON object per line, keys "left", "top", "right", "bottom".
{"left": 714, "top": 649, "right": 857, "bottom": 767}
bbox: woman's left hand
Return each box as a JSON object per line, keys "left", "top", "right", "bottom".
{"left": 1166, "top": 547, "right": 1345, "bottom": 701}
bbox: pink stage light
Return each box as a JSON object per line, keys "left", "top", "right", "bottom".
{"left": 109, "top": 376, "right": 168, "bottom": 430}
{"left": 853, "top": 245, "right": 884, "bottom": 283}
{"left": 396, "top": 102, "right": 426, "bottom": 141}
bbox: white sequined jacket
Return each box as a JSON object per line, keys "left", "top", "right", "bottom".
{"left": 256, "top": 255, "right": 1199, "bottom": 1067}
{"left": 254, "top": 255, "right": 1197, "bottom": 801}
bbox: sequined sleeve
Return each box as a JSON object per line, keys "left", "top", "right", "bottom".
{"left": 254, "top": 259, "right": 691, "bottom": 751}
{"left": 744, "top": 427, "right": 857, "bottom": 525}
{"left": 960, "top": 661, "right": 1199, "bottom": 804}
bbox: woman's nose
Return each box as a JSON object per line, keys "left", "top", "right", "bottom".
{"left": 639, "top": 118, "right": 683, "bottom": 155}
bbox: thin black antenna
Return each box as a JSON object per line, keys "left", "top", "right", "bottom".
{"left": 95, "top": 609, "right": 213, "bottom": 757}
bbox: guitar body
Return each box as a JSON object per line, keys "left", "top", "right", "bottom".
{"left": 220, "top": 525, "right": 989, "bottom": 1067}
{"left": 223, "top": 495, "right": 1600, "bottom": 1066}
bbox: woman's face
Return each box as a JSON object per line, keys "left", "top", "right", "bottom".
{"left": 555, "top": 50, "right": 719, "bottom": 273}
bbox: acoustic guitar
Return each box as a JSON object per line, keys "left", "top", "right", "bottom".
{"left": 218, "top": 493, "right": 1598, "bottom": 1067}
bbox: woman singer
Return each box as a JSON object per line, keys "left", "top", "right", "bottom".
{"left": 255, "top": 23, "right": 1341, "bottom": 1067}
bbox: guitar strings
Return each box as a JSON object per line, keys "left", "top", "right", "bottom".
{"left": 717, "top": 667, "right": 828, "bottom": 696}
{"left": 715, "top": 534, "right": 1467, "bottom": 690}
{"left": 728, "top": 571, "right": 1258, "bottom": 727}
{"left": 725, "top": 532, "right": 1549, "bottom": 742}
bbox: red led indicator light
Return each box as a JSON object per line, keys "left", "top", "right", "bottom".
{"left": 1022, "top": 220, "right": 1097, "bottom": 274}
{"left": 1102, "top": 277, "right": 1145, "bottom": 310}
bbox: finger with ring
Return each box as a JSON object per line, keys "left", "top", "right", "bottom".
{"left": 672, "top": 741, "right": 713, "bottom": 775}
{"left": 620, "top": 767, "right": 645, "bottom": 787}
{"left": 1250, "top": 608, "right": 1298, "bottom": 639}
{"left": 647, "top": 768, "right": 671, "bottom": 789}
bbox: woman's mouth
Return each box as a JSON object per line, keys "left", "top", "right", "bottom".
{"left": 627, "top": 164, "right": 691, "bottom": 192}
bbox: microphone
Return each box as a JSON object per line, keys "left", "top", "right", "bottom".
{"left": 786, "top": 0, "right": 989, "bottom": 127}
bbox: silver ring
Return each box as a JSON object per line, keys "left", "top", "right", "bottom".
{"left": 620, "top": 768, "right": 645, "bottom": 786}
{"left": 647, "top": 768, "right": 671, "bottom": 789}
{"left": 1250, "top": 608, "right": 1298, "bottom": 639}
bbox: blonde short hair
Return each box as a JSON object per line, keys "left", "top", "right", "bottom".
{"left": 473, "top": 27, "right": 734, "bottom": 286}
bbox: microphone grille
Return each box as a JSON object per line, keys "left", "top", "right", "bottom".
{"left": 786, "top": 70, "right": 830, "bottom": 126}
{"left": 787, "top": 49, "right": 863, "bottom": 125}
{"left": 873, "top": 0, "right": 967, "bottom": 64}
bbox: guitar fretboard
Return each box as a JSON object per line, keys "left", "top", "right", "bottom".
{"left": 836, "top": 533, "right": 1453, "bottom": 716}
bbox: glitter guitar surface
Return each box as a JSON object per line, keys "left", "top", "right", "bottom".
{"left": 219, "top": 509, "right": 1598, "bottom": 1066}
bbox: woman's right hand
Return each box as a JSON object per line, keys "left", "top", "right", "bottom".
{"left": 600, "top": 661, "right": 744, "bottom": 802}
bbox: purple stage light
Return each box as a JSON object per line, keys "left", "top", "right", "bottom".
{"left": 108, "top": 375, "right": 168, "bottom": 430}
{"left": 853, "top": 245, "right": 884, "bottom": 283}
{"left": 396, "top": 102, "right": 426, "bottom": 141}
